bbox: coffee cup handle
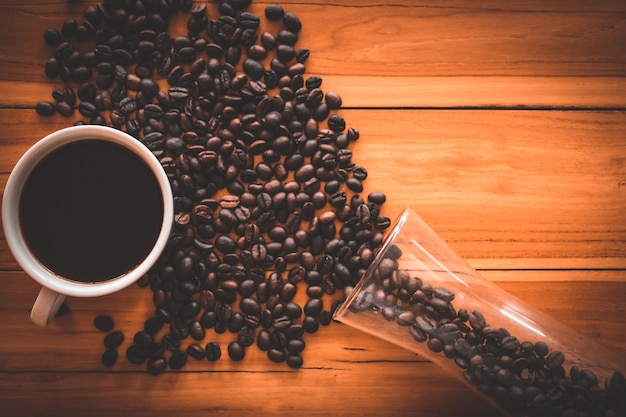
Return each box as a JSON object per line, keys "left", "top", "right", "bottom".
{"left": 30, "top": 286, "right": 66, "bottom": 326}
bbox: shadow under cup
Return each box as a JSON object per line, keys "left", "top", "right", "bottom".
{"left": 2, "top": 125, "right": 173, "bottom": 325}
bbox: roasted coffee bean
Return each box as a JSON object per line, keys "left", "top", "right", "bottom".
{"left": 144, "top": 104, "right": 163, "bottom": 120}
{"left": 170, "top": 317, "right": 189, "bottom": 340}
{"left": 273, "top": 316, "right": 292, "bottom": 331}
{"left": 257, "top": 330, "right": 272, "bottom": 351}
{"left": 302, "top": 316, "right": 319, "bottom": 333}
{"left": 189, "top": 320, "right": 206, "bottom": 341}
{"left": 280, "top": 282, "right": 297, "bottom": 302}
{"left": 45, "top": 58, "right": 60, "bottom": 78}
{"left": 414, "top": 315, "right": 437, "bottom": 335}
{"left": 303, "top": 298, "right": 323, "bottom": 317}
{"left": 268, "top": 348, "right": 285, "bottom": 363}
{"left": 228, "top": 312, "right": 245, "bottom": 333}
{"left": 286, "top": 339, "right": 305, "bottom": 354}
{"left": 101, "top": 349, "right": 118, "bottom": 368}
{"left": 187, "top": 343, "right": 207, "bottom": 360}
{"left": 545, "top": 350, "right": 565, "bottom": 369}
{"left": 260, "top": 308, "right": 273, "bottom": 328}
{"left": 139, "top": 78, "right": 159, "bottom": 97}
{"left": 215, "top": 234, "right": 237, "bottom": 254}
{"left": 133, "top": 331, "right": 154, "bottom": 349}
{"left": 325, "top": 91, "right": 342, "bottom": 109}
{"left": 251, "top": 243, "right": 267, "bottom": 261}
{"left": 126, "top": 345, "right": 147, "bottom": 365}
{"left": 468, "top": 310, "right": 487, "bottom": 332}
{"left": 147, "top": 357, "right": 167, "bottom": 375}
{"left": 284, "top": 302, "right": 302, "bottom": 319}
{"left": 93, "top": 315, "right": 114, "bottom": 332}
{"left": 318, "top": 311, "right": 332, "bottom": 326}
{"left": 205, "top": 342, "right": 221, "bottom": 361}
{"left": 119, "top": 97, "right": 137, "bottom": 114}
{"left": 71, "top": 66, "right": 91, "bottom": 83}
{"left": 265, "top": 4, "right": 284, "bottom": 21}
{"left": 427, "top": 337, "right": 444, "bottom": 353}
{"left": 500, "top": 335, "right": 520, "bottom": 353}
{"left": 282, "top": 11, "right": 302, "bottom": 33}
{"left": 54, "top": 101, "right": 73, "bottom": 117}
{"left": 286, "top": 354, "right": 303, "bottom": 369}
{"left": 534, "top": 341, "right": 549, "bottom": 356}
{"left": 156, "top": 307, "right": 173, "bottom": 324}
{"left": 200, "top": 310, "right": 217, "bottom": 329}
{"left": 169, "top": 350, "right": 188, "bottom": 370}
{"left": 238, "top": 326, "right": 256, "bottom": 347}
{"left": 60, "top": 19, "right": 77, "bottom": 38}
{"left": 104, "top": 331, "right": 124, "bottom": 349}
{"left": 144, "top": 317, "right": 164, "bottom": 335}
{"left": 240, "top": 297, "right": 261, "bottom": 316}
{"left": 228, "top": 341, "right": 245, "bottom": 361}
{"left": 77, "top": 101, "right": 97, "bottom": 118}
{"left": 179, "top": 301, "right": 201, "bottom": 320}
{"left": 606, "top": 371, "right": 626, "bottom": 398}
{"left": 77, "top": 84, "right": 97, "bottom": 105}
{"left": 408, "top": 324, "right": 427, "bottom": 342}
{"left": 44, "top": 28, "right": 63, "bottom": 46}
{"left": 243, "top": 59, "right": 264, "bottom": 79}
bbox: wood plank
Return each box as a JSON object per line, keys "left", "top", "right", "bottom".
{"left": 1, "top": 270, "right": 624, "bottom": 416}
{"left": 2, "top": 109, "right": 626, "bottom": 268}
{"left": 325, "top": 76, "right": 626, "bottom": 109}
{"left": 350, "top": 109, "right": 626, "bottom": 262}
{"left": 0, "top": 1, "right": 625, "bottom": 86}
{"left": 4, "top": 76, "right": 626, "bottom": 109}
{"left": 0, "top": 367, "right": 502, "bottom": 417}
{"left": 247, "top": 0, "right": 626, "bottom": 9}
{"left": 470, "top": 257, "right": 626, "bottom": 273}
{"left": 1, "top": 271, "right": 624, "bottom": 370}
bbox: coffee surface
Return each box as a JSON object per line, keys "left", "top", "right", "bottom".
{"left": 19, "top": 139, "right": 164, "bottom": 282}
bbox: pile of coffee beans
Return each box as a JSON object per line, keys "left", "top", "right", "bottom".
{"left": 345, "top": 243, "right": 626, "bottom": 417}
{"left": 37, "top": 0, "right": 391, "bottom": 372}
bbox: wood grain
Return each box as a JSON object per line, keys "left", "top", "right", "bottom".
{"left": 2, "top": 109, "right": 626, "bottom": 268}
{"left": 0, "top": 2, "right": 625, "bottom": 81}
{"left": 4, "top": 77, "right": 626, "bottom": 109}
{"left": 0, "top": 0, "right": 625, "bottom": 416}
{"left": 0, "top": 270, "right": 624, "bottom": 417}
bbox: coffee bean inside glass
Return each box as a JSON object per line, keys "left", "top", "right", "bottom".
{"left": 19, "top": 139, "right": 164, "bottom": 283}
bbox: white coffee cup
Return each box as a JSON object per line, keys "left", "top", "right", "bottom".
{"left": 2, "top": 125, "right": 173, "bottom": 326}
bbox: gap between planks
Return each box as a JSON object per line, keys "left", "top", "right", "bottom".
{"left": 0, "top": 77, "right": 625, "bottom": 109}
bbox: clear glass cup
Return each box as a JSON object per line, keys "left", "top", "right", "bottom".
{"left": 334, "top": 208, "right": 626, "bottom": 417}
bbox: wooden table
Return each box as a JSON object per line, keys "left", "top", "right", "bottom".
{"left": 1, "top": 1, "right": 625, "bottom": 416}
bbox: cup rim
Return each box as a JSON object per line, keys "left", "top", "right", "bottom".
{"left": 1, "top": 125, "right": 173, "bottom": 297}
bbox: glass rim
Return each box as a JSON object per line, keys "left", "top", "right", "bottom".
{"left": 333, "top": 207, "right": 411, "bottom": 321}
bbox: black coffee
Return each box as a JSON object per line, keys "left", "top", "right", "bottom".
{"left": 19, "top": 139, "right": 163, "bottom": 282}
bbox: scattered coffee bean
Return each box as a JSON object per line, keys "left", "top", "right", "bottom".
{"left": 40, "top": 0, "right": 393, "bottom": 376}
{"left": 286, "top": 353, "right": 303, "bottom": 369}
{"left": 101, "top": 349, "right": 118, "bottom": 368}
{"left": 93, "top": 315, "right": 114, "bottom": 332}
{"left": 228, "top": 341, "right": 245, "bottom": 361}
{"left": 169, "top": 350, "right": 188, "bottom": 370}
{"left": 205, "top": 342, "right": 222, "bottom": 361}
{"left": 104, "top": 331, "right": 124, "bottom": 350}
{"left": 265, "top": 4, "right": 284, "bottom": 21}
{"left": 36, "top": 101, "right": 56, "bottom": 116}
{"left": 147, "top": 357, "right": 167, "bottom": 375}
{"left": 126, "top": 345, "right": 147, "bottom": 365}
{"left": 187, "top": 343, "right": 207, "bottom": 360}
